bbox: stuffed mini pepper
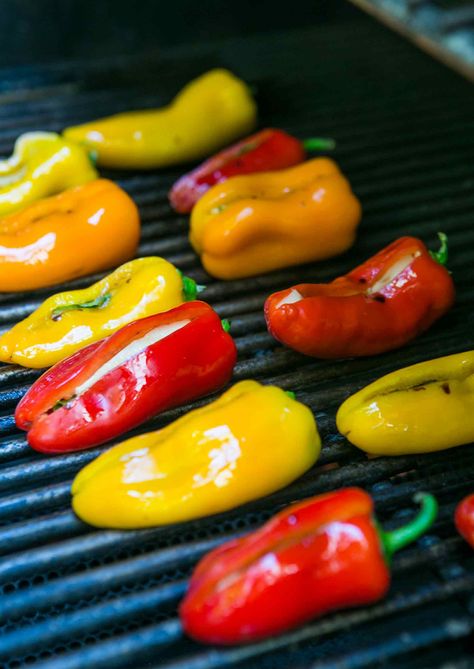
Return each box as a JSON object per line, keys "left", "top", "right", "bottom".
{"left": 15, "top": 301, "right": 236, "bottom": 453}
{"left": 189, "top": 158, "right": 361, "bottom": 279}
{"left": 265, "top": 235, "right": 454, "bottom": 358}
{"left": 71, "top": 381, "right": 321, "bottom": 528}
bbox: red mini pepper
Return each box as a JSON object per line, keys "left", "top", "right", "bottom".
{"left": 264, "top": 234, "right": 454, "bottom": 359}
{"left": 15, "top": 301, "right": 237, "bottom": 453}
{"left": 455, "top": 494, "right": 474, "bottom": 549}
{"left": 180, "top": 488, "right": 437, "bottom": 644}
{"left": 168, "top": 128, "right": 335, "bottom": 213}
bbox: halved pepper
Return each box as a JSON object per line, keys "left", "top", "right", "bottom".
{"left": 0, "top": 179, "right": 140, "bottom": 292}
{"left": 15, "top": 301, "right": 237, "bottom": 453}
{"left": 169, "top": 129, "right": 335, "bottom": 213}
{"left": 71, "top": 380, "right": 321, "bottom": 528}
{"left": 264, "top": 235, "right": 454, "bottom": 358}
{"left": 189, "top": 158, "right": 361, "bottom": 279}
{"left": 455, "top": 494, "right": 474, "bottom": 549}
{"left": 337, "top": 351, "right": 474, "bottom": 455}
{"left": 180, "top": 488, "right": 437, "bottom": 644}
{"left": 0, "top": 132, "right": 97, "bottom": 217}
{"left": 0, "top": 257, "right": 202, "bottom": 369}
{"left": 63, "top": 69, "right": 257, "bottom": 169}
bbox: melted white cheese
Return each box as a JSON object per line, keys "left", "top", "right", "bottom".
{"left": 367, "top": 252, "right": 421, "bottom": 296}
{"left": 75, "top": 319, "right": 190, "bottom": 396}
{"left": 275, "top": 289, "right": 303, "bottom": 309}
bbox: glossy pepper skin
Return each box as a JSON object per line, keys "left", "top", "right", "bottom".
{"left": 189, "top": 158, "right": 361, "bottom": 280}
{"left": 455, "top": 494, "right": 474, "bottom": 549}
{"left": 169, "top": 129, "right": 335, "bottom": 213}
{"left": 0, "top": 132, "right": 97, "bottom": 217}
{"left": 264, "top": 236, "right": 455, "bottom": 358}
{"left": 0, "top": 179, "right": 140, "bottom": 292}
{"left": 63, "top": 69, "right": 257, "bottom": 169}
{"left": 0, "top": 257, "right": 201, "bottom": 369}
{"left": 71, "top": 380, "right": 321, "bottom": 528}
{"left": 15, "top": 301, "right": 236, "bottom": 453}
{"left": 337, "top": 351, "right": 474, "bottom": 455}
{"left": 180, "top": 488, "right": 438, "bottom": 644}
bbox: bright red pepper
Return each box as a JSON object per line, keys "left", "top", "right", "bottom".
{"left": 168, "top": 128, "right": 335, "bottom": 213}
{"left": 264, "top": 235, "right": 455, "bottom": 359}
{"left": 180, "top": 488, "right": 437, "bottom": 645}
{"left": 15, "top": 301, "right": 237, "bottom": 453}
{"left": 455, "top": 494, "right": 474, "bottom": 549}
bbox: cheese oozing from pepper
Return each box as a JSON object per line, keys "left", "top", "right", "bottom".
{"left": 367, "top": 252, "right": 421, "bottom": 296}
{"left": 275, "top": 289, "right": 303, "bottom": 309}
{"left": 75, "top": 319, "right": 190, "bottom": 396}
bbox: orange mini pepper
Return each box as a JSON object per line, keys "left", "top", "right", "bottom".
{"left": 189, "top": 158, "right": 361, "bottom": 280}
{"left": 0, "top": 179, "right": 140, "bottom": 292}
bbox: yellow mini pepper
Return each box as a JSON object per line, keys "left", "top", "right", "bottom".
{"left": 0, "top": 132, "right": 97, "bottom": 217}
{"left": 72, "top": 380, "right": 321, "bottom": 528}
{"left": 0, "top": 257, "right": 201, "bottom": 369}
{"left": 337, "top": 351, "right": 474, "bottom": 455}
{"left": 63, "top": 69, "right": 257, "bottom": 169}
{"left": 189, "top": 157, "right": 361, "bottom": 279}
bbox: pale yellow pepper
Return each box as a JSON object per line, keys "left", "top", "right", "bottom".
{"left": 0, "top": 132, "right": 97, "bottom": 216}
{"left": 63, "top": 69, "right": 257, "bottom": 169}
{"left": 72, "top": 380, "right": 321, "bottom": 528}
{"left": 337, "top": 351, "right": 474, "bottom": 455}
{"left": 0, "top": 257, "right": 197, "bottom": 369}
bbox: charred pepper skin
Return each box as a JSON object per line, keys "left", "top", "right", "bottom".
{"left": 169, "top": 129, "right": 335, "bottom": 213}
{"left": 0, "top": 179, "right": 140, "bottom": 292}
{"left": 180, "top": 488, "right": 437, "bottom": 644}
{"left": 15, "top": 301, "right": 237, "bottom": 453}
{"left": 0, "top": 132, "right": 97, "bottom": 217}
{"left": 337, "top": 351, "right": 474, "bottom": 456}
{"left": 0, "top": 257, "right": 201, "bottom": 369}
{"left": 189, "top": 157, "right": 361, "bottom": 280}
{"left": 264, "top": 236, "right": 455, "bottom": 358}
{"left": 455, "top": 494, "right": 474, "bottom": 549}
{"left": 63, "top": 69, "right": 257, "bottom": 169}
{"left": 71, "top": 381, "right": 321, "bottom": 529}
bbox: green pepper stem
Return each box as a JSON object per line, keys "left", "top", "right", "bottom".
{"left": 303, "top": 137, "right": 336, "bottom": 152}
{"left": 379, "top": 493, "right": 438, "bottom": 560}
{"left": 429, "top": 232, "right": 448, "bottom": 266}
{"left": 285, "top": 391, "right": 296, "bottom": 400}
{"left": 221, "top": 319, "right": 231, "bottom": 333}
{"left": 182, "top": 275, "right": 206, "bottom": 301}
{"left": 88, "top": 149, "right": 99, "bottom": 166}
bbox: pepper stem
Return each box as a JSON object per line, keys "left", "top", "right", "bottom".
{"left": 429, "top": 232, "right": 448, "bottom": 266}
{"left": 221, "top": 319, "right": 231, "bottom": 333}
{"left": 88, "top": 149, "right": 99, "bottom": 166}
{"left": 379, "top": 493, "right": 438, "bottom": 560}
{"left": 182, "top": 275, "right": 206, "bottom": 301}
{"left": 303, "top": 137, "right": 336, "bottom": 152}
{"left": 286, "top": 391, "right": 296, "bottom": 400}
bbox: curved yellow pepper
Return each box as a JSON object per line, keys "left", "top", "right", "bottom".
{"left": 0, "top": 257, "right": 198, "bottom": 369}
{"left": 0, "top": 132, "right": 97, "bottom": 216}
{"left": 337, "top": 351, "right": 474, "bottom": 455}
{"left": 63, "top": 69, "right": 257, "bottom": 169}
{"left": 72, "top": 380, "right": 321, "bottom": 528}
{"left": 189, "top": 157, "right": 361, "bottom": 279}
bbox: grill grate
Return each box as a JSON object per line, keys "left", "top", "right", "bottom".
{"left": 0, "top": 11, "right": 474, "bottom": 669}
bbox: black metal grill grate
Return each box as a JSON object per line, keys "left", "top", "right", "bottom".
{"left": 0, "top": 11, "right": 474, "bottom": 669}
